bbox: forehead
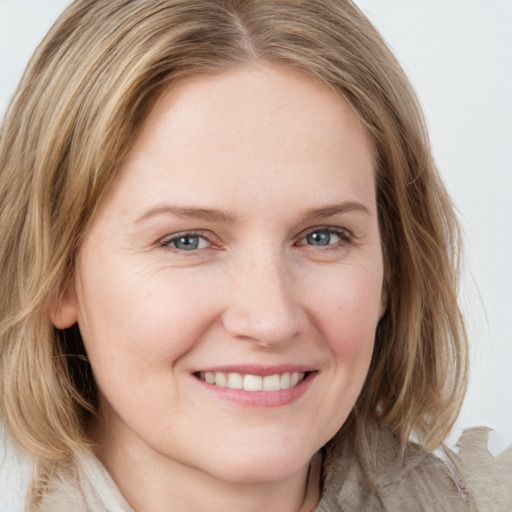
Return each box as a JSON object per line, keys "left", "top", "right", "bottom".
{"left": 134, "top": 64, "right": 373, "bottom": 162}
{"left": 101, "top": 64, "right": 377, "bottom": 221}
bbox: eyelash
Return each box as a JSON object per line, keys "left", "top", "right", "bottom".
{"left": 158, "top": 226, "right": 354, "bottom": 253}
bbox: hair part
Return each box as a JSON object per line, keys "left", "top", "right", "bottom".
{"left": 0, "top": 0, "right": 467, "bottom": 502}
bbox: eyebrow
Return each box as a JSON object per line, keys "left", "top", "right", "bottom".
{"left": 135, "top": 201, "right": 371, "bottom": 224}
{"left": 135, "top": 205, "right": 237, "bottom": 224}
{"left": 301, "top": 202, "right": 371, "bottom": 219}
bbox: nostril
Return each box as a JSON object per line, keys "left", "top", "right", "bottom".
{"left": 221, "top": 300, "right": 302, "bottom": 347}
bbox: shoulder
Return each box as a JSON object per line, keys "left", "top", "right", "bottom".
{"left": 0, "top": 431, "right": 33, "bottom": 512}
{"left": 33, "top": 450, "right": 133, "bottom": 512}
{"left": 316, "top": 425, "right": 512, "bottom": 512}
{"left": 442, "top": 427, "right": 512, "bottom": 512}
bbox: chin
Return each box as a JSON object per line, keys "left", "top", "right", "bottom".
{"left": 200, "top": 440, "right": 317, "bottom": 484}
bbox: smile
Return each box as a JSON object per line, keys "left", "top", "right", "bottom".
{"left": 197, "top": 371, "right": 307, "bottom": 391}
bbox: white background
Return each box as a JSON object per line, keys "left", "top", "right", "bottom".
{"left": 351, "top": 0, "right": 512, "bottom": 444}
{"left": 1, "top": 0, "right": 511, "bottom": 508}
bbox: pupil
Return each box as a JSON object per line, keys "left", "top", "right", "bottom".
{"left": 307, "top": 231, "right": 330, "bottom": 246}
{"left": 175, "top": 236, "right": 199, "bottom": 250}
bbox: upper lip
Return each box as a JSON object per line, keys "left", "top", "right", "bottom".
{"left": 192, "top": 364, "right": 316, "bottom": 376}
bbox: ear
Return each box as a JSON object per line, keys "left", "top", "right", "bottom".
{"left": 49, "top": 283, "right": 78, "bottom": 329}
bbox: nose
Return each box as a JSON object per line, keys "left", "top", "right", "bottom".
{"left": 221, "top": 252, "right": 304, "bottom": 347}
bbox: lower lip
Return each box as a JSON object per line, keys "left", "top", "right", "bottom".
{"left": 194, "top": 372, "right": 316, "bottom": 408}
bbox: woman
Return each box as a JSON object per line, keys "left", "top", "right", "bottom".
{"left": 0, "top": 0, "right": 510, "bottom": 510}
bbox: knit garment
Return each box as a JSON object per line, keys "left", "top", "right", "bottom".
{"left": 33, "top": 426, "right": 512, "bottom": 512}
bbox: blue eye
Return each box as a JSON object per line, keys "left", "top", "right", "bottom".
{"left": 163, "top": 233, "right": 210, "bottom": 251}
{"left": 306, "top": 231, "right": 336, "bottom": 246}
{"left": 299, "top": 228, "right": 350, "bottom": 247}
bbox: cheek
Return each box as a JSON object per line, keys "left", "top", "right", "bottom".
{"left": 299, "top": 267, "right": 381, "bottom": 442}
{"left": 75, "top": 261, "right": 224, "bottom": 385}
{"left": 307, "top": 266, "right": 383, "bottom": 352}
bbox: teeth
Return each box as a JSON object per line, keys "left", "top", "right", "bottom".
{"left": 263, "top": 374, "right": 280, "bottom": 391}
{"left": 280, "top": 372, "right": 291, "bottom": 389}
{"left": 199, "top": 371, "right": 306, "bottom": 391}
{"left": 215, "top": 372, "right": 227, "bottom": 387}
{"left": 244, "top": 374, "right": 263, "bottom": 391}
{"left": 227, "top": 372, "right": 243, "bottom": 389}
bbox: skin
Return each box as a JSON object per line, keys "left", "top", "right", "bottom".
{"left": 52, "top": 64, "right": 385, "bottom": 512}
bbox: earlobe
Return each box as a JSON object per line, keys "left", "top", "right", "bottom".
{"left": 49, "top": 287, "right": 78, "bottom": 329}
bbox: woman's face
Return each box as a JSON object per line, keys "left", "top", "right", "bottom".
{"left": 54, "top": 65, "right": 384, "bottom": 485}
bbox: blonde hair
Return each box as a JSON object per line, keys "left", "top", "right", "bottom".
{"left": 0, "top": 0, "right": 467, "bottom": 502}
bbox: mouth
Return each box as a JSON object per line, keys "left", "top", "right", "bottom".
{"left": 192, "top": 366, "right": 316, "bottom": 407}
{"left": 195, "top": 371, "right": 308, "bottom": 391}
